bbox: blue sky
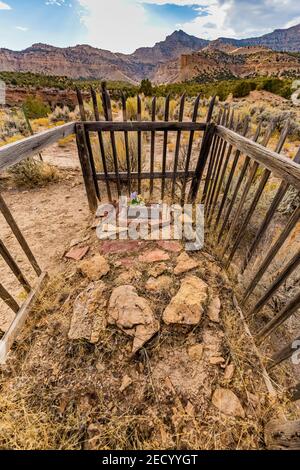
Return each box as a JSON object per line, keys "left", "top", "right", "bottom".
{"left": 0, "top": 1, "right": 300, "bottom": 53}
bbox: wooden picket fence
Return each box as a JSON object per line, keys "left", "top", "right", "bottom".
{"left": 0, "top": 86, "right": 299, "bottom": 407}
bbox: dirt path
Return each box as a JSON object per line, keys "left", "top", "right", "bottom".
{"left": 0, "top": 171, "right": 90, "bottom": 330}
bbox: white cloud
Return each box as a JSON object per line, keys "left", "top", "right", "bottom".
{"left": 0, "top": 1, "right": 11, "bottom": 10}
{"left": 16, "top": 26, "right": 28, "bottom": 32}
{"left": 78, "top": 0, "right": 300, "bottom": 52}
{"left": 79, "top": 0, "right": 171, "bottom": 53}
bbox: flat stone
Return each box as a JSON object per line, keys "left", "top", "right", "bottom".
{"left": 209, "top": 356, "right": 225, "bottom": 365}
{"left": 157, "top": 241, "right": 182, "bottom": 253}
{"left": 188, "top": 344, "right": 204, "bottom": 361}
{"left": 224, "top": 364, "right": 235, "bottom": 381}
{"left": 108, "top": 285, "right": 159, "bottom": 355}
{"left": 68, "top": 281, "right": 107, "bottom": 343}
{"left": 148, "top": 263, "right": 168, "bottom": 278}
{"left": 78, "top": 254, "right": 110, "bottom": 281}
{"left": 119, "top": 375, "right": 133, "bottom": 392}
{"left": 163, "top": 276, "right": 208, "bottom": 325}
{"left": 212, "top": 388, "right": 245, "bottom": 418}
{"left": 207, "top": 296, "right": 221, "bottom": 323}
{"left": 174, "top": 252, "right": 199, "bottom": 275}
{"left": 65, "top": 246, "right": 89, "bottom": 261}
{"left": 114, "top": 269, "right": 141, "bottom": 286}
{"left": 139, "top": 249, "right": 170, "bottom": 263}
{"left": 100, "top": 240, "right": 142, "bottom": 255}
{"left": 145, "top": 275, "right": 172, "bottom": 293}
{"left": 116, "top": 257, "right": 136, "bottom": 268}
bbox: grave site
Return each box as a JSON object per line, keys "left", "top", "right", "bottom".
{"left": 0, "top": 86, "right": 299, "bottom": 450}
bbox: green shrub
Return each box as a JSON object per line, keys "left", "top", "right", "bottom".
{"left": 23, "top": 96, "right": 51, "bottom": 119}
{"left": 233, "top": 81, "right": 256, "bottom": 98}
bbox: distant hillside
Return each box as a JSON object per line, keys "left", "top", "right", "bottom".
{"left": 210, "top": 23, "right": 300, "bottom": 53}
{"left": 154, "top": 47, "right": 300, "bottom": 84}
{"left": 0, "top": 23, "right": 300, "bottom": 83}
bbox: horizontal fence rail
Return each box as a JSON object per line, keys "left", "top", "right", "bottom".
{"left": 0, "top": 122, "right": 75, "bottom": 172}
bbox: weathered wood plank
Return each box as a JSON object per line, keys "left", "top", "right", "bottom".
{"left": 217, "top": 121, "right": 262, "bottom": 242}
{"left": 137, "top": 94, "right": 142, "bottom": 194}
{"left": 0, "top": 193, "right": 41, "bottom": 276}
{"left": 265, "top": 419, "right": 300, "bottom": 449}
{"left": 214, "top": 118, "right": 250, "bottom": 230}
{"left": 90, "top": 87, "right": 112, "bottom": 201}
{"left": 189, "top": 123, "right": 216, "bottom": 203}
{"left": 0, "top": 272, "right": 48, "bottom": 364}
{"left": 121, "top": 92, "right": 131, "bottom": 196}
{"left": 226, "top": 121, "right": 289, "bottom": 266}
{"left": 149, "top": 96, "right": 156, "bottom": 197}
{"left": 0, "top": 283, "right": 19, "bottom": 314}
{"left": 204, "top": 107, "right": 227, "bottom": 209}
{"left": 216, "top": 125, "right": 300, "bottom": 191}
{"left": 84, "top": 121, "right": 206, "bottom": 132}
{"left": 289, "top": 383, "right": 300, "bottom": 402}
{"left": 101, "top": 83, "right": 121, "bottom": 196}
{"left": 181, "top": 95, "right": 200, "bottom": 204}
{"left": 97, "top": 170, "right": 195, "bottom": 181}
{"left": 205, "top": 95, "right": 216, "bottom": 123}
{"left": 243, "top": 203, "right": 300, "bottom": 304}
{"left": 0, "top": 122, "right": 75, "bottom": 172}
{"left": 0, "top": 239, "right": 31, "bottom": 293}
{"left": 250, "top": 251, "right": 300, "bottom": 317}
{"left": 161, "top": 95, "right": 170, "bottom": 199}
{"left": 172, "top": 93, "right": 185, "bottom": 200}
{"left": 76, "top": 88, "right": 100, "bottom": 200}
{"left": 268, "top": 335, "right": 300, "bottom": 370}
{"left": 208, "top": 111, "right": 236, "bottom": 222}
{"left": 76, "top": 123, "right": 98, "bottom": 213}
{"left": 241, "top": 147, "right": 300, "bottom": 273}
{"left": 256, "top": 291, "right": 300, "bottom": 344}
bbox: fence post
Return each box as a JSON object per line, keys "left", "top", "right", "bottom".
{"left": 188, "top": 122, "right": 215, "bottom": 203}
{"left": 76, "top": 123, "right": 98, "bottom": 213}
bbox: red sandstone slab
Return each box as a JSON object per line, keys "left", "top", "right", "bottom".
{"left": 138, "top": 249, "right": 170, "bottom": 263}
{"left": 157, "top": 241, "right": 182, "bottom": 253}
{"left": 65, "top": 246, "right": 89, "bottom": 261}
{"left": 99, "top": 240, "right": 142, "bottom": 255}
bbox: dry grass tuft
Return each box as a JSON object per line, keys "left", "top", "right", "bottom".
{"left": 7, "top": 159, "right": 59, "bottom": 188}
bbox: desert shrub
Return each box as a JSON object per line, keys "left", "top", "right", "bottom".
{"left": 126, "top": 97, "right": 138, "bottom": 120}
{"left": 233, "top": 81, "right": 256, "bottom": 98}
{"left": 23, "top": 96, "right": 51, "bottom": 119}
{"left": 8, "top": 159, "right": 59, "bottom": 188}
{"left": 49, "top": 106, "right": 71, "bottom": 123}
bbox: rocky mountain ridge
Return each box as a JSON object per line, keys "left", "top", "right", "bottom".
{"left": 0, "top": 25, "right": 300, "bottom": 83}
